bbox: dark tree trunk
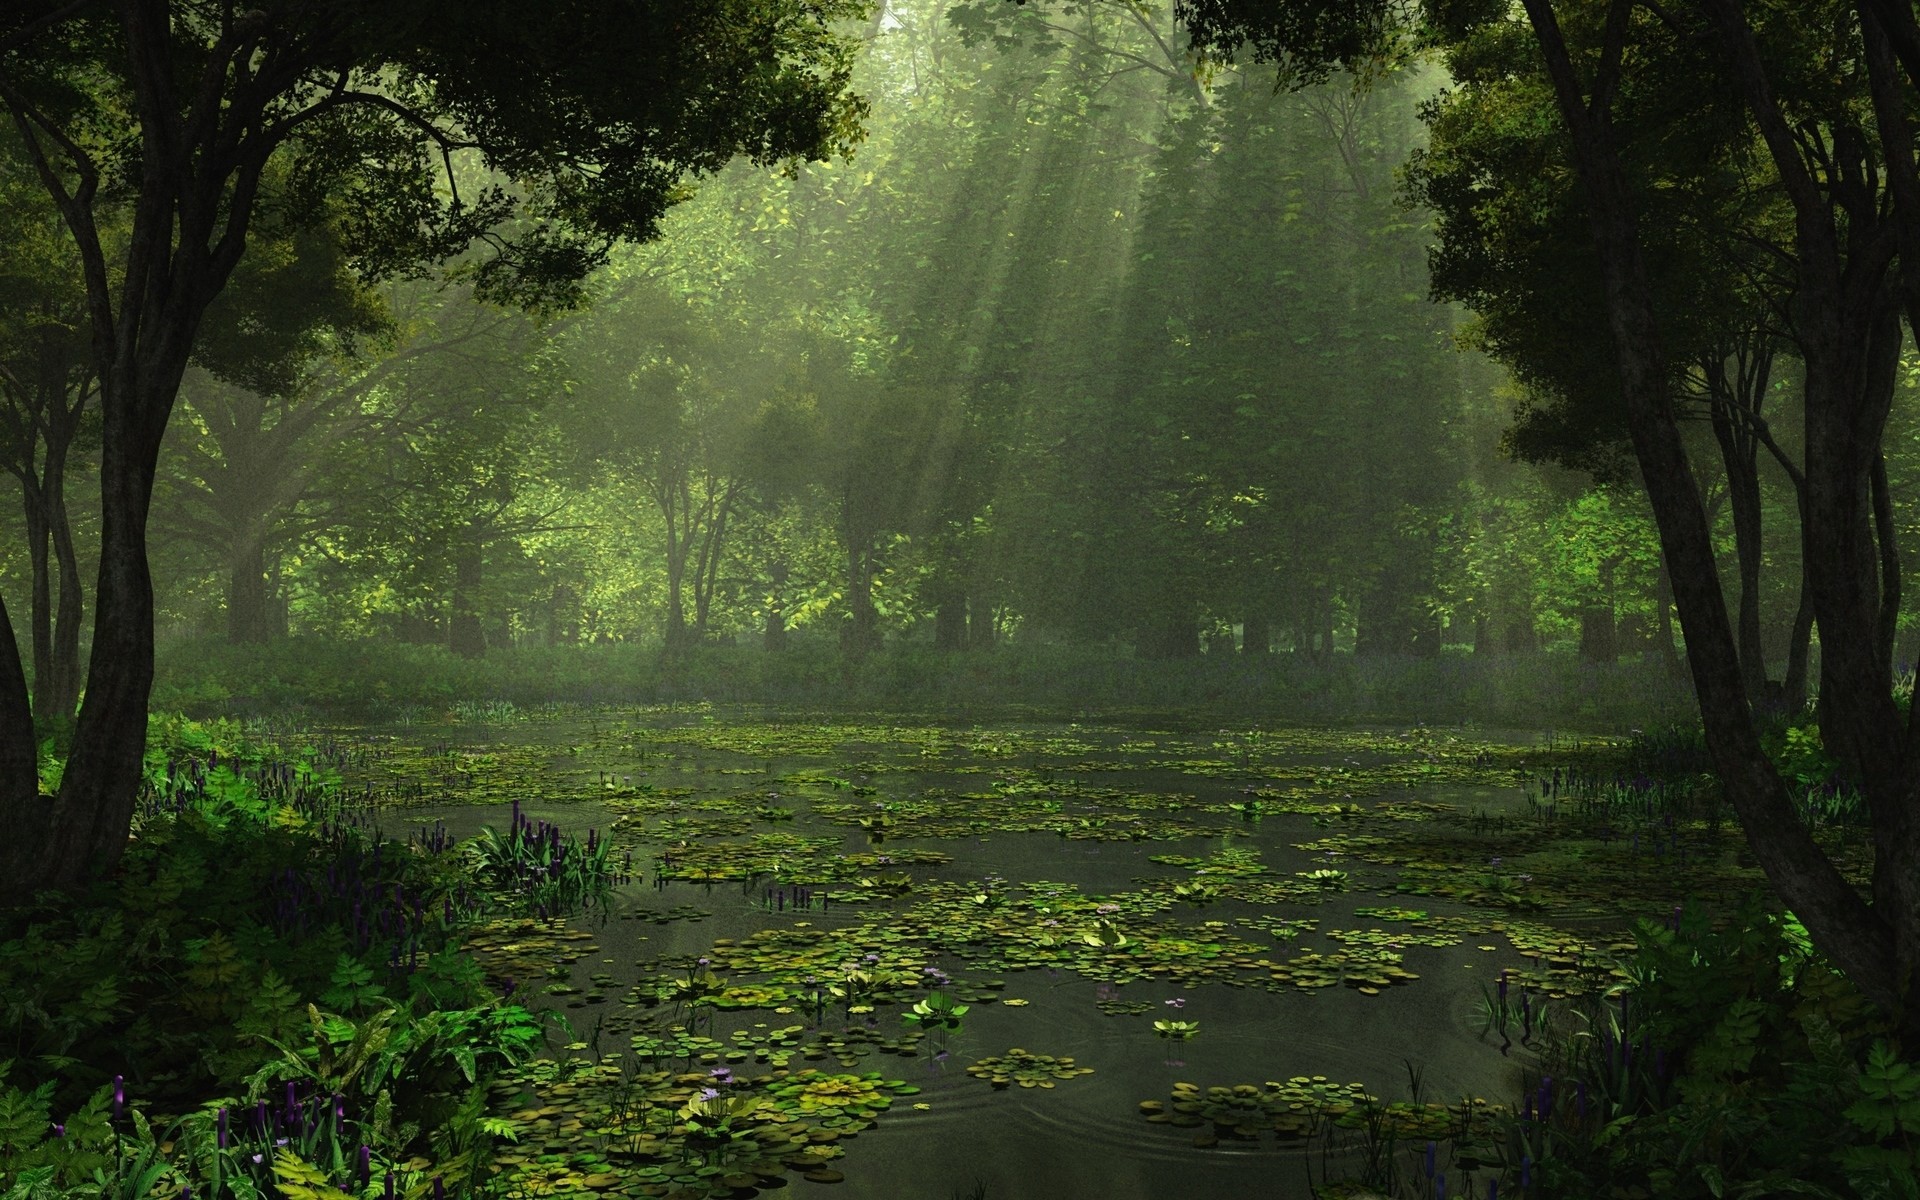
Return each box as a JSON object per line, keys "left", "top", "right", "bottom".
{"left": 449, "top": 542, "right": 486, "bottom": 660}
{"left": 1779, "top": 584, "right": 1815, "bottom": 713}
{"left": 6, "top": 376, "right": 176, "bottom": 904}
{"left": 23, "top": 497, "right": 53, "bottom": 720}
{"left": 46, "top": 475, "right": 83, "bottom": 723}
{"left": 1871, "top": 452, "right": 1901, "bottom": 673}
{"left": 547, "top": 584, "right": 578, "bottom": 647}
{"left": 1653, "top": 564, "right": 1683, "bottom": 679}
{"left": 1520, "top": 0, "right": 1914, "bottom": 1045}
{"left": 226, "top": 534, "right": 270, "bottom": 645}
{"left": 935, "top": 595, "right": 968, "bottom": 651}
{"left": 842, "top": 542, "right": 880, "bottom": 660}
{"left": 0, "top": 591, "right": 37, "bottom": 810}
{"left": 1711, "top": 387, "right": 1768, "bottom": 702}
{"left": 1577, "top": 606, "right": 1617, "bottom": 664}
{"left": 1242, "top": 612, "right": 1271, "bottom": 656}
{"left": 1502, "top": 613, "right": 1538, "bottom": 656}
{"left": 968, "top": 593, "right": 995, "bottom": 650}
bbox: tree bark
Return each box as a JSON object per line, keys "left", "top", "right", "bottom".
{"left": 968, "top": 592, "right": 995, "bottom": 650}
{"left": 23, "top": 494, "right": 53, "bottom": 719}
{"left": 226, "top": 532, "right": 270, "bottom": 645}
{"left": 1707, "top": 348, "right": 1771, "bottom": 703}
{"left": 1871, "top": 451, "right": 1901, "bottom": 673}
{"left": 1522, "top": 0, "right": 1908, "bottom": 1039}
{"left": 0, "top": 591, "right": 38, "bottom": 811}
{"left": 935, "top": 595, "right": 967, "bottom": 651}
{"left": 1577, "top": 605, "right": 1617, "bottom": 664}
{"left": 45, "top": 463, "right": 83, "bottom": 722}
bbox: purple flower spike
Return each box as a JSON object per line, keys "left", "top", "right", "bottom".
{"left": 112, "top": 1075, "right": 124, "bottom": 1121}
{"left": 434, "top": 1177, "right": 446, "bottom": 1200}
{"left": 384, "top": 1172, "right": 396, "bottom": 1200}
{"left": 217, "top": 1106, "right": 228, "bottom": 1148}
{"left": 1424, "top": 1140, "right": 1436, "bottom": 1178}
{"left": 1437, "top": 1173, "right": 1446, "bottom": 1200}
{"left": 358, "top": 1144, "right": 372, "bottom": 1186}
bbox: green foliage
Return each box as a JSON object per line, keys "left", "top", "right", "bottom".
{"left": 1519, "top": 891, "right": 1920, "bottom": 1199}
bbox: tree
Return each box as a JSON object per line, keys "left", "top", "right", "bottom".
{"left": 0, "top": 133, "right": 93, "bottom": 731}
{"left": 1176, "top": 0, "right": 1920, "bottom": 1046}
{"left": 0, "top": 0, "right": 870, "bottom": 903}
{"left": 159, "top": 200, "right": 395, "bottom": 644}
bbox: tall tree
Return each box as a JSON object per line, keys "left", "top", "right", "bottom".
{"left": 0, "top": 0, "right": 869, "bottom": 903}
{"left": 1176, "top": 0, "right": 1920, "bottom": 1047}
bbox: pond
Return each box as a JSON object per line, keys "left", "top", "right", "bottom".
{"left": 322, "top": 708, "right": 1743, "bottom": 1200}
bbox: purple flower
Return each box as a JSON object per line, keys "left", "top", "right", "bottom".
{"left": 216, "top": 1107, "right": 228, "bottom": 1148}
{"left": 112, "top": 1075, "right": 124, "bottom": 1121}
{"left": 708, "top": 1067, "right": 733, "bottom": 1083}
{"left": 699, "top": 1087, "right": 721, "bottom": 1101}
{"left": 1165, "top": 998, "right": 1186, "bottom": 1008}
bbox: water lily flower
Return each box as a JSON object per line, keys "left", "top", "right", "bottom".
{"left": 709, "top": 1067, "right": 733, "bottom": 1083}
{"left": 1165, "top": 997, "right": 1186, "bottom": 1008}
{"left": 699, "top": 1087, "right": 721, "bottom": 1101}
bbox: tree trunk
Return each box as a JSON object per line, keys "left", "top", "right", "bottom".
{"left": 968, "top": 593, "right": 995, "bottom": 650}
{"left": 1653, "top": 563, "right": 1683, "bottom": 680}
{"left": 1712, "top": 398, "right": 1768, "bottom": 702}
{"left": 842, "top": 542, "right": 879, "bottom": 660}
{"left": 1525, "top": 0, "right": 1911, "bottom": 1044}
{"left": 1577, "top": 606, "right": 1617, "bottom": 664}
{"left": 449, "top": 541, "right": 486, "bottom": 660}
{"left": 226, "top": 533, "right": 270, "bottom": 645}
{"left": 1872, "top": 451, "right": 1901, "bottom": 674}
{"left": 1242, "top": 612, "right": 1271, "bottom": 656}
{"left": 935, "top": 595, "right": 968, "bottom": 651}
{"left": 0, "top": 591, "right": 38, "bottom": 810}
{"left": 5, "top": 380, "right": 173, "bottom": 903}
{"left": 23, "top": 495, "right": 54, "bottom": 723}
{"left": 1779, "top": 583, "right": 1815, "bottom": 713}
{"left": 46, "top": 476, "right": 83, "bottom": 724}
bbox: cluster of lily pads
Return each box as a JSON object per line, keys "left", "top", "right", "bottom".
{"left": 299, "top": 710, "right": 1817, "bottom": 1197}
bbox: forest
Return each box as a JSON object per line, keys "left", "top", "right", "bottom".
{"left": 1, "top": 1, "right": 1918, "bottom": 1199}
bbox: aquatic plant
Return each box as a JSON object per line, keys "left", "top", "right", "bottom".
{"left": 965, "top": 1049, "right": 1093, "bottom": 1089}
{"left": 900, "top": 991, "right": 969, "bottom": 1031}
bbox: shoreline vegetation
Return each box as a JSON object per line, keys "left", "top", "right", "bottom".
{"left": 148, "top": 638, "right": 1699, "bottom": 731}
